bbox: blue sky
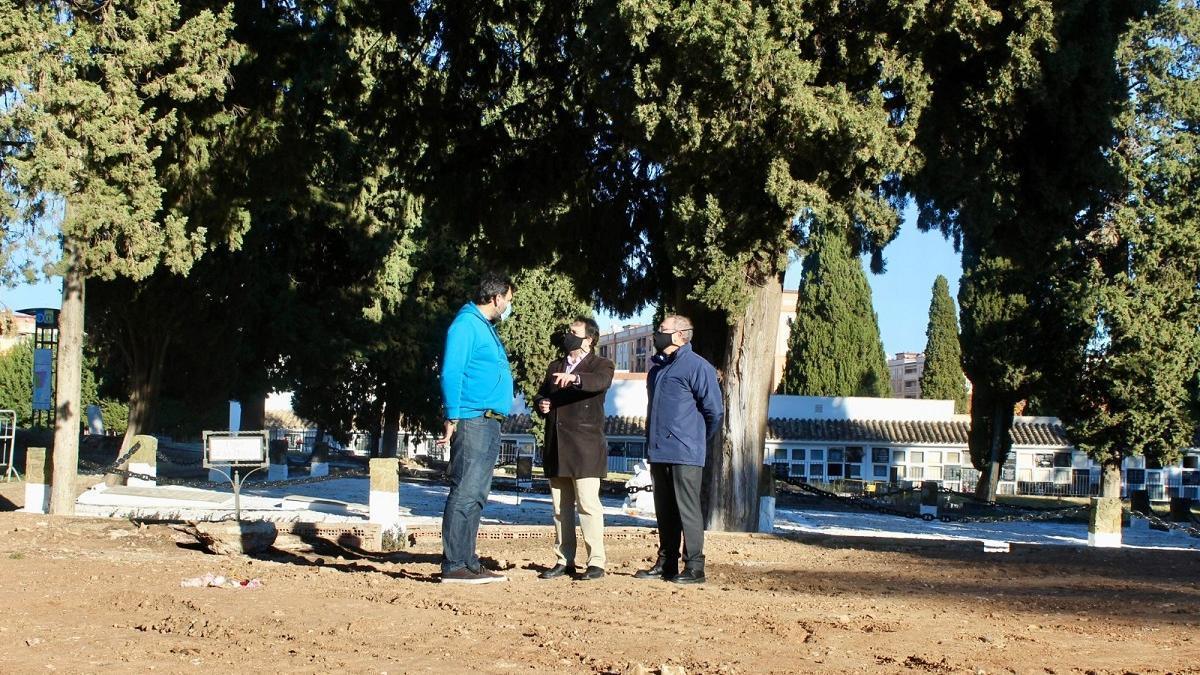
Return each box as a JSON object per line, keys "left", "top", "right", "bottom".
{"left": 0, "top": 214, "right": 962, "bottom": 356}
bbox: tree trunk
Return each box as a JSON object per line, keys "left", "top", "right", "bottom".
{"left": 1100, "top": 459, "right": 1121, "bottom": 499}
{"left": 109, "top": 328, "right": 170, "bottom": 486}
{"left": 381, "top": 396, "right": 400, "bottom": 458}
{"left": 241, "top": 392, "right": 266, "bottom": 431}
{"left": 49, "top": 248, "right": 85, "bottom": 515}
{"left": 703, "top": 276, "right": 783, "bottom": 532}
{"left": 969, "top": 388, "right": 1014, "bottom": 502}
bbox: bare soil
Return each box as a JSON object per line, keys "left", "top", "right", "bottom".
{"left": 0, "top": 482, "right": 1198, "bottom": 674}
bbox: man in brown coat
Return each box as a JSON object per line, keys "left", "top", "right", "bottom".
{"left": 534, "top": 317, "right": 615, "bottom": 580}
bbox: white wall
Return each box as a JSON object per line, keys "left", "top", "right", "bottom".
{"left": 767, "top": 395, "right": 955, "bottom": 421}
{"left": 517, "top": 388, "right": 959, "bottom": 420}
{"left": 604, "top": 379, "right": 649, "bottom": 417}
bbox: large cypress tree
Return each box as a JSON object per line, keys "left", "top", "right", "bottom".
{"left": 1060, "top": 0, "right": 1200, "bottom": 498}
{"left": 906, "top": 0, "right": 1143, "bottom": 498}
{"left": 920, "top": 275, "right": 968, "bottom": 412}
{"left": 778, "top": 227, "right": 891, "bottom": 398}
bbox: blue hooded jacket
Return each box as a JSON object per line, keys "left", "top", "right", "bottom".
{"left": 646, "top": 343, "right": 724, "bottom": 466}
{"left": 441, "top": 303, "right": 514, "bottom": 420}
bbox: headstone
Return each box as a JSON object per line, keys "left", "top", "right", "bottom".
{"left": 369, "top": 457, "right": 401, "bottom": 531}
{"left": 127, "top": 435, "right": 158, "bottom": 487}
{"left": 228, "top": 400, "right": 242, "bottom": 432}
{"left": 1088, "top": 496, "right": 1122, "bottom": 548}
{"left": 515, "top": 446, "right": 534, "bottom": 491}
{"left": 310, "top": 441, "right": 329, "bottom": 478}
{"left": 1169, "top": 496, "right": 1194, "bottom": 523}
{"left": 268, "top": 439, "right": 289, "bottom": 481}
{"left": 920, "top": 480, "right": 939, "bottom": 519}
{"left": 85, "top": 405, "right": 104, "bottom": 435}
{"left": 23, "top": 447, "right": 51, "bottom": 514}
{"left": 1130, "top": 489, "right": 1152, "bottom": 515}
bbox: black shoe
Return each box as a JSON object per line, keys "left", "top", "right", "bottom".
{"left": 671, "top": 566, "right": 705, "bottom": 585}
{"left": 633, "top": 558, "right": 678, "bottom": 580}
{"left": 441, "top": 567, "right": 508, "bottom": 584}
{"left": 538, "top": 563, "right": 574, "bottom": 580}
{"left": 578, "top": 566, "right": 605, "bottom": 581}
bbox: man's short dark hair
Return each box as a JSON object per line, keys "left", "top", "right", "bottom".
{"left": 474, "top": 272, "right": 514, "bottom": 305}
{"left": 573, "top": 316, "right": 600, "bottom": 342}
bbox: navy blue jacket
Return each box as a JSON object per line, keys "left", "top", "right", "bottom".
{"left": 646, "top": 343, "right": 724, "bottom": 466}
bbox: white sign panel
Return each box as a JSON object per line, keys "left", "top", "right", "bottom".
{"left": 204, "top": 432, "right": 267, "bottom": 467}
{"left": 32, "top": 348, "right": 53, "bottom": 411}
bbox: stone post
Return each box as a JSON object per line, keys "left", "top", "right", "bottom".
{"left": 127, "top": 435, "right": 158, "bottom": 487}
{"left": 310, "top": 440, "right": 329, "bottom": 478}
{"left": 369, "top": 458, "right": 401, "bottom": 531}
{"left": 23, "top": 447, "right": 51, "bottom": 514}
{"left": 1088, "top": 496, "right": 1122, "bottom": 548}
{"left": 268, "top": 439, "right": 289, "bottom": 481}
{"left": 757, "top": 495, "right": 775, "bottom": 533}
{"left": 920, "top": 481, "right": 939, "bottom": 519}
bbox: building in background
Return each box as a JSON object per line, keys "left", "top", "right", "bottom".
{"left": 596, "top": 323, "right": 653, "bottom": 373}
{"left": 887, "top": 352, "right": 925, "bottom": 399}
{"left": 599, "top": 290, "right": 800, "bottom": 392}
{"left": 0, "top": 310, "right": 36, "bottom": 354}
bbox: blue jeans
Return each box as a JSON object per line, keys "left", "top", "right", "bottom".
{"left": 441, "top": 415, "right": 501, "bottom": 574}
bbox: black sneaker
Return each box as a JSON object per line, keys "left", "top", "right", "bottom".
{"left": 441, "top": 567, "right": 507, "bottom": 584}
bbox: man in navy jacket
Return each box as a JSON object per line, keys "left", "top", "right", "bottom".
{"left": 635, "top": 315, "right": 723, "bottom": 584}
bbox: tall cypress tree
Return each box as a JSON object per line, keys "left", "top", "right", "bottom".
{"left": 920, "top": 275, "right": 968, "bottom": 412}
{"left": 1060, "top": 0, "right": 1200, "bottom": 498}
{"left": 779, "top": 227, "right": 890, "bottom": 398}
{"left": 906, "top": 0, "right": 1142, "bottom": 498}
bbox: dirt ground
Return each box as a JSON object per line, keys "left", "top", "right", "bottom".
{"left": 1, "top": 483, "right": 1199, "bottom": 674}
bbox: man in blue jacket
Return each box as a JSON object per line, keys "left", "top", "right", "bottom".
{"left": 634, "top": 314, "right": 723, "bottom": 584}
{"left": 437, "top": 273, "right": 515, "bottom": 584}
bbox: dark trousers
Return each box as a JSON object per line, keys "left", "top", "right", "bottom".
{"left": 650, "top": 462, "right": 705, "bottom": 567}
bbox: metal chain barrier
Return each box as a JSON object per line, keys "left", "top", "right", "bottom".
{"left": 626, "top": 485, "right": 654, "bottom": 495}
{"left": 781, "top": 477, "right": 1094, "bottom": 524}
{"left": 78, "top": 441, "right": 144, "bottom": 477}
{"left": 784, "top": 479, "right": 930, "bottom": 519}
{"left": 936, "top": 485, "right": 1083, "bottom": 513}
{"left": 935, "top": 503, "right": 1092, "bottom": 524}
{"left": 1125, "top": 507, "right": 1200, "bottom": 538}
{"left": 81, "top": 458, "right": 367, "bottom": 491}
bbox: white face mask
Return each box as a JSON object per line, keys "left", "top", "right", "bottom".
{"left": 490, "top": 294, "right": 513, "bottom": 324}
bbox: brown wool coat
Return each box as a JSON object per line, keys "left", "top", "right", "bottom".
{"left": 534, "top": 351, "right": 615, "bottom": 479}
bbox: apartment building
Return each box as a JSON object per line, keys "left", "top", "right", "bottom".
{"left": 888, "top": 351, "right": 925, "bottom": 399}
{"left": 598, "top": 290, "right": 800, "bottom": 391}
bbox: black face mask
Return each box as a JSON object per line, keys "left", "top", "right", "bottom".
{"left": 653, "top": 330, "right": 675, "bottom": 353}
{"left": 561, "top": 333, "right": 585, "bottom": 352}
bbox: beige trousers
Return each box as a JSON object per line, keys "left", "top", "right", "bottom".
{"left": 549, "top": 476, "right": 606, "bottom": 569}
